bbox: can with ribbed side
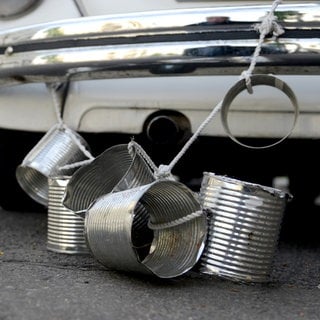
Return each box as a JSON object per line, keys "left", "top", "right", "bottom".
{"left": 47, "top": 176, "right": 89, "bottom": 254}
{"left": 16, "top": 125, "right": 90, "bottom": 206}
{"left": 85, "top": 179, "right": 207, "bottom": 278}
{"left": 199, "top": 172, "right": 290, "bottom": 283}
{"left": 63, "top": 143, "right": 155, "bottom": 218}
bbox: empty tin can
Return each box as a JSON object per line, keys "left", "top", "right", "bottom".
{"left": 16, "top": 125, "right": 90, "bottom": 206}
{"left": 63, "top": 143, "right": 155, "bottom": 217}
{"left": 47, "top": 176, "right": 89, "bottom": 254}
{"left": 199, "top": 172, "right": 290, "bottom": 283}
{"left": 85, "top": 179, "right": 207, "bottom": 278}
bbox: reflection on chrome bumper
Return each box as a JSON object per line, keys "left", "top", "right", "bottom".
{"left": 0, "top": 3, "right": 319, "bottom": 86}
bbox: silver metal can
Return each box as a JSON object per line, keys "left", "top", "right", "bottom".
{"left": 85, "top": 179, "right": 207, "bottom": 278}
{"left": 199, "top": 172, "right": 290, "bottom": 283}
{"left": 47, "top": 176, "right": 89, "bottom": 255}
{"left": 63, "top": 143, "right": 155, "bottom": 217}
{"left": 16, "top": 125, "right": 90, "bottom": 206}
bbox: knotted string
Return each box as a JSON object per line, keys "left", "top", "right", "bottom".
{"left": 124, "top": 0, "right": 284, "bottom": 229}
{"left": 127, "top": 139, "right": 158, "bottom": 173}
{"left": 240, "top": 0, "right": 284, "bottom": 93}
{"left": 126, "top": 101, "right": 222, "bottom": 180}
{"left": 152, "top": 0, "right": 285, "bottom": 178}
{"left": 155, "top": 100, "right": 222, "bottom": 179}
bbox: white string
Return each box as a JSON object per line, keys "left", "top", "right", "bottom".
{"left": 154, "top": 0, "right": 284, "bottom": 178}
{"left": 129, "top": 0, "right": 285, "bottom": 231}
{"left": 125, "top": 100, "right": 221, "bottom": 181}
{"left": 48, "top": 83, "right": 95, "bottom": 170}
{"left": 240, "top": 0, "right": 284, "bottom": 92}
{"left": 154, "top": 100, "right": 222, "bottom": 179}
{"left": 148, "top": 210, "right": 204, "bottom": 230}
{"left": 49, "top": 83, "right": 64, "bottom": 126}
{"left": 127, "top": 140, "right": 158, "bottom": 173}
{"left": 59, "top": 158, "right": 94, "bottom": 170}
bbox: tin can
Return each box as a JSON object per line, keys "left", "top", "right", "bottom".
{"left": 16, "top": 125, "right": 90, "bottom": 206}
{"left": 47, "top": 176, "right": 90, "bottom": 254}
{"left": 63, "top": 144, "right": 155, "bottom": 217}
{"left": 85, "top": 179, "right": 207, "bottom": 278}
{"left": 199, "top": 172, "right": 290, "bottom": 283}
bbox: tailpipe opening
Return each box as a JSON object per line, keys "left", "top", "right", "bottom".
{"left": 143, "top": 110, "right": 191, "bottom": 145}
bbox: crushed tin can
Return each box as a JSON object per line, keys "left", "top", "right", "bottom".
{"left": 63, "top": 143, "right": 155, "bottom": 217}
{"left": 85, "top": 179, "right": 207, "bottom": 278}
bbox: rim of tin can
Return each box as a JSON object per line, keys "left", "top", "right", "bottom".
{"left": 202, "top": 172, "right": 292, "bottom": 200}
{"left": 48, "top": 175, "right": 72, "bottom": 182}
{"left": 139, "top": 180, "right": 207, "bottom": 278}
{"left": 63, "top": 143, "right": 155, "bottom": 217}
{"left": 16, "top": 125, "right": 90, "bottom": 206}
{"left": 220, "top": 74, "right": 299, "bottom": 150}
{"left": 16, "top": 165, "right": 48, "bottom": 206}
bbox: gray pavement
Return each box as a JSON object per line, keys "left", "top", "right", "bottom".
{"left": 0, "top": 208, "right": 320, "bottom": 320}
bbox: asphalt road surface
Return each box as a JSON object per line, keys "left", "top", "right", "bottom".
{"left": 0, "top": 208, "right": 319, "bottom": 320}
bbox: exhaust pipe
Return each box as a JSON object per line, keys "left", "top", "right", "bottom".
{"left": 0, "top": 3, "right": 319, "bottom": 86}
{"left": 144, "top": 111, "right": 191, "bottom": 145}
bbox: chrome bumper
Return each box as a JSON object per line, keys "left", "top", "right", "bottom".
{"left": 0, "top": 3, "right": 319, "bottom": 86}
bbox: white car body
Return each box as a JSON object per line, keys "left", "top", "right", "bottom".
{"left": 0, "top": 0, "right": 319, "bottom": 140}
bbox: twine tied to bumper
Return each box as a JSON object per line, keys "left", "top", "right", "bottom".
{"left": 48, "top": 82, "right": 95, "bottom": 170}
{"left": 134, "top": 0, "right": 285, "bottom": 180}
{"left": 239, "top": 0, "right": 284, "bottom": 93}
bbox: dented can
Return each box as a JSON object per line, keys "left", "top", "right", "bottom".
{"left": 63, "top": 143, "right": 155, "bottom": 217}
{"left": 85, "top": 179, "right": 207, "bottom": 278}
{"left": 199, "top": 172, "right": 290, "bottom": 283}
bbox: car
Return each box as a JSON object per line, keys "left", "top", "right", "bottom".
{"left": 0, "top": 0, "right": 319, "bottom": 243}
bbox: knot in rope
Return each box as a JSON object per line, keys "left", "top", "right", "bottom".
{"left": 154, "top": 164, "right": 175, "bottom": 180}
{"left": 240, "top": 70, "right": 254, "bottom": 94}
{"left": 240, "top": 0, "right": 284, "bottom": 93}
{"left": 253, "top": 0, "right": 284, "bottom": 38}
{"left": 127, "top": 140, "right": 135, "bottom": 158}
{"left": 254, "top": 14, "right": 284, "bottom": 38}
